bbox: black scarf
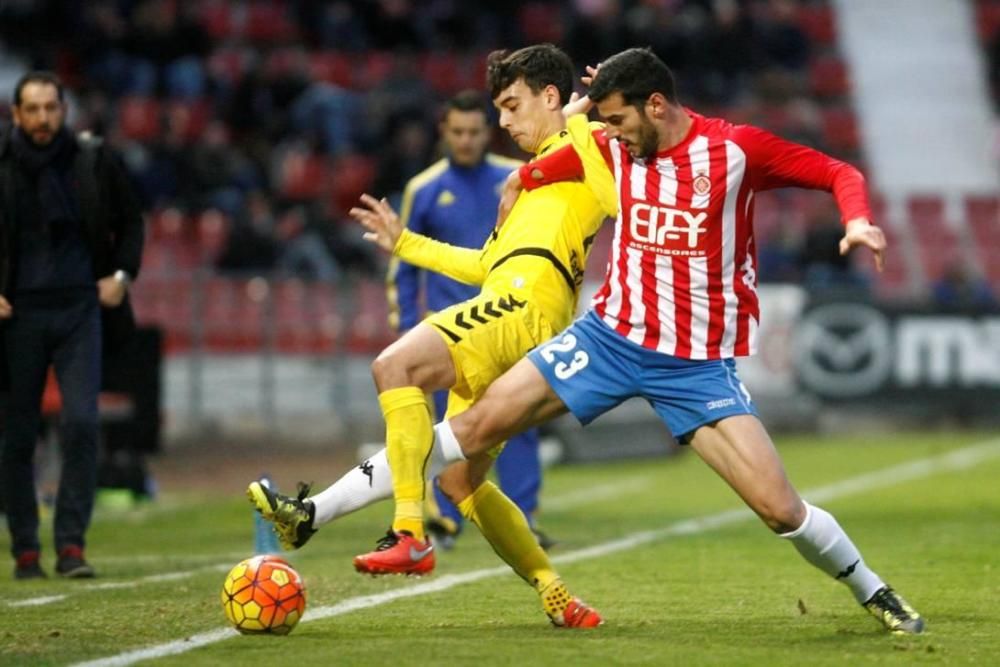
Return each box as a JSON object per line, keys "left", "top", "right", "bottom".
{"left": 10, "top": 126, "right": 78, "bottom": 226}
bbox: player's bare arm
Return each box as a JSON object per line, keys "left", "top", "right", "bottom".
{"left": 840, "top": 217, "right": 886, "bottom": 272}
{"left": 350, "top": 194, "right": 402, "bottom": 253}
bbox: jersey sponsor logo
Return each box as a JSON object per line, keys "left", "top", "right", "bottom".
{"left": 436, "top": 190, "right": 456, "bottom": 207}
{"left": 627, "top": 203, "right": 708, "bottom": 256}
{"left": 705, "top": 397, "right": 737, "bottom": 410}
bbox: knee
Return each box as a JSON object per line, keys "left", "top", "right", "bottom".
{"left": 370, "top": 349, "right": 406, "bottom": 390}
{"left": 458, "top": 411, "right": 506, "bottom": 457}
{"left": 758, "top": 496, "right": 807, "bottom": 534}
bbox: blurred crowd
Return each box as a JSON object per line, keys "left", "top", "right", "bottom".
{"left": 0, "top": 0, "right": 850, "bottom": 282}
{"left": 0, "top": 0, "right": 995, "bottom": 294}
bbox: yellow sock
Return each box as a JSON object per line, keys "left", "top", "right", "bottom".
{"left": 457, "top": 481, "right": 561, "bottom": 596}
{"left": 379, "top": 386, "right": 432, "bottom": 541}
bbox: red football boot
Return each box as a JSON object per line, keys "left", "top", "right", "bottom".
{"left": 551, "top": 598, "right": 604, "bottom": 628}
{"left": 353, "top": 529, "right": 436, "bottom": 576}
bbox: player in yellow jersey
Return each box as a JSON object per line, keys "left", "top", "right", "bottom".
{"left": 249, "top": 44, "right": 616, "bottom": 628}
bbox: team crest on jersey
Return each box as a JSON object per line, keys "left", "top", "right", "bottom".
{"left": 437, "top": 190, "right": 456, "bottom": 206}
{"left": 693, "top": 171, "right": 711, "bottom": 196}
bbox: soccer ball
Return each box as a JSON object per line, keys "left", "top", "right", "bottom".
{"left": 221, "top": 555, "right": 307, "bottom": 635}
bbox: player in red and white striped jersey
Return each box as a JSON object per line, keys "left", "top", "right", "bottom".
{"left": 429, "top": 48, "right": 923, "bottom": 635}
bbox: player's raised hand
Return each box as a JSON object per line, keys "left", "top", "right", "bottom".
{"left": 581, "top": 64, "right": 601, "bottom": 87}
{"left": 562, "top": 91, "right": 592, "bottom": 119}
{"left": 840, "top": 217, "right": 886, "bottom": 272}
{"left": 350, "top": 194, "right": 402, "bottom": 253}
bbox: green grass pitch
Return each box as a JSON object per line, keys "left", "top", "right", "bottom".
{"left": 2, "top": 431, "right": 998, "bottom": 666}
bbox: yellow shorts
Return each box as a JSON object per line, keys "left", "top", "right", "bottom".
{"left": 425, "top": 290, "right": 554, "bottom": 457}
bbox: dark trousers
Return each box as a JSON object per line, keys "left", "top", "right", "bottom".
{"left": 1, "top": 291, "right": 101, "bottom": 556}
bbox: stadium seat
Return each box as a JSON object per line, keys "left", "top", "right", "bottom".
{"left": 907, "top": 195, "right": 963, "bottom": 283}
{"left": 198, "top": 0, "right": 235, "bottom": 40}
{"left": 310, "top": 51, "right": 353, "bottom": 88}
{"left": 797, "top": 3, "right": 837, "bottom": 46}
{"left": 809, "top": 55, "right": 850, "bottom": 99}
{"left": 421, "top": 52, "right": 462, "bottom": 95}
{"left": 164, "top": 99, "right": 211, "bottom": 143}
{"left": 976, "top": 0, "right": 1000, "bottom": 42}
{"left": 244, "top": 1, "right": 298, "bottom": 43}
{"left": 118, "top": 96, "right": 161, "bottom": 142}
{"left": 820, "top": 107, "right": 860, "bottom": 154}
{"left": 346, "top": 280, "right": 394, "bottom": 353}
{"left": 964, "top": 195, "right": 1000, "bottom": 283}
{"left": 518, "top": 3, "right": 564, "bottom": 43}
{"left": 279, "top": 151, "right": 331, "bottom": 200}
{"left": 331, "top": 154, "right": 376, "bottom": 214}
{"left": 196, "top": 209, "right": 231, "bottom": 266}
{"left": 964, "top": 195, "right": 1000, "bottom": 246}
{"left": 359, "top": 51, "right": 395, "bottom": 90}
{"left": 207, "top": 47, "right": 252, "bottom": 86}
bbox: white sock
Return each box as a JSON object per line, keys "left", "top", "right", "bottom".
{"left": 434, "top": 419, "right": 467, "bottom": 463}
{"left": 309, "top": 448, "right": 394, "bottom": 527}
{"left": 781, "top": 503, "right": 885, "bottom": 604}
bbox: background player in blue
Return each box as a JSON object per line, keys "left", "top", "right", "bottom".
{"left": 385, "top": 90, "right": 551, "bottom": 549}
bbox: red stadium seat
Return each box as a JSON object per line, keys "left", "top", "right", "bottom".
{"left": 359, "top": 52, "right": 395, "bottom": 90}
{"left": 118, "top": 96, "right": 161, "bottom": 142}
{"left": 964, "top": 195, "right": 1000, "bottom": 283}
{"left": 279, "top": 151, "right": 331, "bottom": 200}
{"left": 346, "top": 280, "right": 394, "bottom": 353}
{"left": 518, "top": 3, "right": 564, "bottom": 44}
{"left": 196, "top": 209, "right": 231, "bottom": 266}
{"left": 310, "top": 51, "right": 353, "bottom": 88}
{"left": 244, "top": 1, "right": 298, "bottom": 43}
{"left": 965, "top": 195, "right": 1000, "bottom": 246}
{"left": 976, "top": 0, "right": 1000, "bottom": 42}
{"left": 797, "top": 4, "right": 837, "bottom": 46}
{"left": 810, "top": 56, "right": 850, "bottom": 99}
{"left": 198, "top": 0, "right": 234, "bottom": 40}
{"left": 208, "top": 47, "right": 252, "bottom": 85}
{"left": 331, "top": 154, "right": 376, "bottom": 213}
{"left": 820, "top": 107, "right": 860, "bottom": 154}
{"left": 164, "top": 99, "right": 211, "bottom": 143}
{"left": 907, "top": 195, "right": 962, "bottom": 283}
{"left": 421, "top": 52, "right": 462, "bottom": 95}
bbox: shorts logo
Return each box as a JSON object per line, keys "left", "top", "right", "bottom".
{"left": 434, "top": 293, "right": 527, "bottom": 343}
{"left": 706, "top": 398, "right": 736, "bottom": 410}
{"left": 693, "top": 171, "right": 711, "bottom": 196}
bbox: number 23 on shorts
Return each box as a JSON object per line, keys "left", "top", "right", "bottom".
{"left": 539, "top": 333, "right": 589, "bottom": 380}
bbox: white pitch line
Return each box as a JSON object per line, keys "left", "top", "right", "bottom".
{"left": 544, "top": 475, "right": 653, "bottom": 511}
{"left": 73, "top": 438, "right": 1000, "bottom": 667}
{"left": 6, "top": 563, "right": 234, "bottom": 607}
{"left": 8, "top": 594, "right": 68, "bottom": 608}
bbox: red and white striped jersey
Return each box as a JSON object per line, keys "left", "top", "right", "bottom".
{"left": 580, "top": 111, "right": 871, "bottom": 359}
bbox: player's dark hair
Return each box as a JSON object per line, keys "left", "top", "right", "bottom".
{"left": 588, "top": 48, "right": 678, "bottom": 109}
{"left": 13, "top": 70, "right": 64, "bottom": 106}
{"left": 443, "top": 89, "right": 490, "bottom": 119}
{"left": 486, "top": 44, "right": 573, "bottom": 105}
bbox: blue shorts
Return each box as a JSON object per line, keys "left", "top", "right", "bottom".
{"left": 527, "top": 311, "right": 759, "bottom": 443}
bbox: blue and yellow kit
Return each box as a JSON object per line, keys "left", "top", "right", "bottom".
{"left": 387, "top": 153, "right": 522, "bottom": 332}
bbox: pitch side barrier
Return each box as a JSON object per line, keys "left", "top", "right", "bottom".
{"left": 793, "top": 297, "right": 1000, "bottom": 415}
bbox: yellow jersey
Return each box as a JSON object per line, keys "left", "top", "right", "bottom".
{"left": 392, "top": 123, "right": 617, "bottom": 331}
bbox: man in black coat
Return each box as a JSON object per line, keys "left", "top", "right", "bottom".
{"left": 0, "top": 71, "right": 144, "bottom": 579}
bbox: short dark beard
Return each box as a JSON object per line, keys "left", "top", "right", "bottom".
{"left": 635, "top": 113, "right": 660, "bottom": 159}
